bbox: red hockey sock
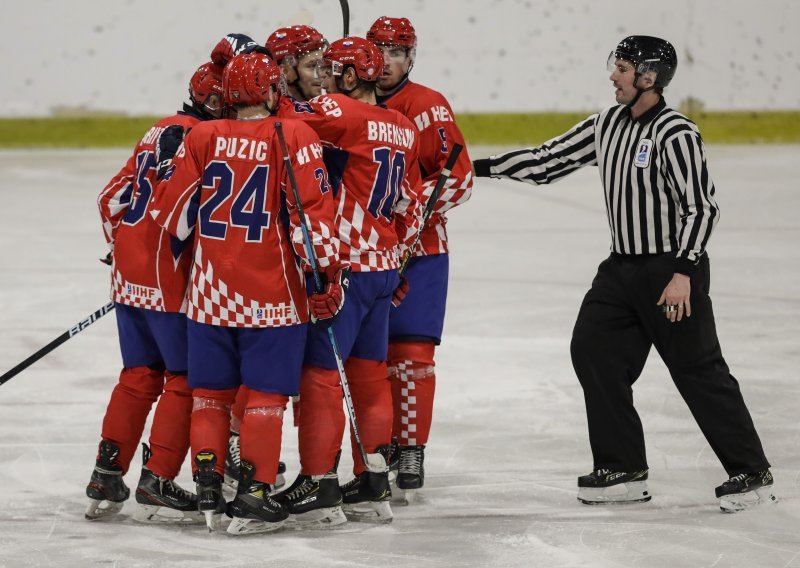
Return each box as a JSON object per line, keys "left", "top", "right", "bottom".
{"left": 239, "top": 391, "right": 288, "bottom": 485}
{"left": 146, "top": 372, "right": 192, "bottom": 479}
{"left": 190, "top": 387, "right": 237, "bottom": 477}
{"left": 389, "top": 342, "right": 436, "bottom": 447}
{"left": 298, "top": 365, "right": 344, "bottom": 476}
{"left": 230, "top": 385, "right": 248, "bottom": 434}
{"left": 346, "top": 357, "right": 393, "bottom": 475}
{"left": 100, "top": 365, "right": 165, "bottom": 473}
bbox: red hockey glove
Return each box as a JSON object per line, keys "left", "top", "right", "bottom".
{"left": 309, "top": 265, "right": 351, "bottom": 328}
{"left": 391, "top": 275, "right": 410, "bottom": 307}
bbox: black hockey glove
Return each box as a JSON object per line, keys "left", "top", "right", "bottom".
{"left": 155, "top": 125, "right": 186, "bottom": 180}
{"left": 99, "top": 251, "right": 112, "bottom": 266}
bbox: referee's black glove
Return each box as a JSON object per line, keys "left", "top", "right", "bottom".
{"left": 472, "top": 158, "right": 492, "bottom": 178}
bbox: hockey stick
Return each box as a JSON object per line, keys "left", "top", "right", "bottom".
{"left": 339, "top": 0, "right": 350, "bottom": 37}
{"left": 398, "top": 143, "right": 463, "bottom": 275}
{"left": 274, "top": 122, "right": 370, "bottom": 469}
{"left": 0, "top": 302, "right": 115, "bottom": 386}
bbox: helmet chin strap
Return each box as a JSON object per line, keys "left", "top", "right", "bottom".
{"left": 627, "top": 75, "right": 656, "bottom": 108}
{"left": 335, "top": 75, "right": 358, "bottom": 96}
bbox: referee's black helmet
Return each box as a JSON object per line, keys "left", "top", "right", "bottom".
{"left": 614, "top": 36, "right": 678, "bottom": 88}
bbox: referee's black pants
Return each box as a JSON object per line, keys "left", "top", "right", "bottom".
{"left": 570, "top": 253, "right": 770, "bottom": 476}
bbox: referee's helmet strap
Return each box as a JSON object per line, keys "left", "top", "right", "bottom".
{"left": 614, "top": 36, "right": 678, "bottom": 88}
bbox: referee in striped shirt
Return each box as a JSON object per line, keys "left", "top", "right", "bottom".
{"left": 473, "top": 36, "right": 774, "bottom": 511}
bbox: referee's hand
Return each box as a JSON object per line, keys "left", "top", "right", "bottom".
{"left": 657, "top": 273, "right": 692, "bottom": 323}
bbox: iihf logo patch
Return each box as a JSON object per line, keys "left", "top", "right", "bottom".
{"left": 126, "top": 284, "right": 132, "bottom": 295}
{"left": 256, "top": 308, "right": 264, "bottom": 320}
{"left": 634, "top": 139, "right": 653, "bottom": 168}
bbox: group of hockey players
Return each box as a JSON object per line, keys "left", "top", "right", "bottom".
{"left": 87, "top": 14, "right": 775, "bottom": 534}
{"left": 90, "top": 17, "right": 473, "bottom": 534}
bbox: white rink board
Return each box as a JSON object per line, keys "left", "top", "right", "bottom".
{"left": 0, "top": 146, "right": 798, "bottom": 567}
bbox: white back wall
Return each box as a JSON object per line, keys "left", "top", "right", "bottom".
{"left": 2, "top": 0, "right": 798, "bottom": 117}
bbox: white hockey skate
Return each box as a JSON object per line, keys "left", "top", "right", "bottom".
{"left": 577, "top": 468, "right": 651, "bottom": 505}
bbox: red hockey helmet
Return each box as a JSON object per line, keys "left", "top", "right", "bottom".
{"left": 266, "top": 25, "right": 328, "bottom": 64}
{"left": 323, "top": 37, "right": 384, "bottom": 82}
{"left": 189, "top": 62, "right": 224, "bottom": 112}
{"left": 223, "top": 53, "right": 283, "bottom": 106}
{"left": 366, "top": 17, "right": 417, "bottom": 48}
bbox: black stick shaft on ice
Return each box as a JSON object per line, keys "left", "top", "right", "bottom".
{"left": 0, "top": 302, "right": 115, "bottom": 386}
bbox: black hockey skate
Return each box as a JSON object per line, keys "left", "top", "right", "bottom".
{"left": 133, "top": 444, "right": 203, "bottom": 524}
{"left": 194, "top": 451, "right": 227, "bottom": 531}
{"left": 395, "top": 445, "right": 425, "bottom": 504}
{"left": 224, "top": 431, "right": 286, "bottom": 492}
{"left": 85, "top": 440, "right": 130, "bottom": 520}
{"left": 226, "top": 460, "right": 288, "bottom": 535}
{"left": 715, "top": 469, "right": 777, "bottom": 512}
{"left": 275, "top": 451, "right": 347, "bottom": 529}
{"left": 341, "top": 447, "right": 393, "bottom": 523}
{"left": 387, "top": 438, "right": 400, "bottom": 483}
{"left": 577, "top": 468, "right": 651, "bottom": 505}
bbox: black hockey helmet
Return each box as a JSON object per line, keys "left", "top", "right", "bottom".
{"left": 611, "top": 35, "right": 677, "bottom": 89}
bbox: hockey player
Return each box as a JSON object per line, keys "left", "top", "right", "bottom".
{"left": 266, "top": 25, "right": 328, "bottom": 103}
{"left": 152, "top": 52, "right": 341, "bottom": 534}
{"left": 88, "top": 61, "right": 224, "bottom": 523}
{"left": 366, "top": 16, "right": 474, "bottom": 501}
{"left": 273, "top": 37, "right": 423, "bottom": 526}
{"left": 216, "top": 25, "right": 332, "bottom": 486}
{"left": 206, "top": 32, "right": 289, "bottom": 492}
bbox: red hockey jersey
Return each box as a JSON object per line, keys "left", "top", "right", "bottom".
{"left": 379, "top": 81, "right": 473, "bottom": 256}
{"left": 279, "top": 94, "right": 423, "bottom": 272}
{"left": 97, "top": 112, "right": 200, "bottom": 313}
{"left": 152, "top": 117, "right": 339, "bottom": 328}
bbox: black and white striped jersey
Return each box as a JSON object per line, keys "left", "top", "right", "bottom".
{"left": 476, "top": 98, "right": 719, "bottom": 274}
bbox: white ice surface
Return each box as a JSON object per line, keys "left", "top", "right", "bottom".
{"left": 0, "top": 146, "right": 798, "bottom": 567}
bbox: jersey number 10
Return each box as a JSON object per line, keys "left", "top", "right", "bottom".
{"left": 367, "top": 147, "right": 406, "bottom": 222}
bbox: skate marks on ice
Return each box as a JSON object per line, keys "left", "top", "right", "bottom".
{"left": 0, "top": 148, "right": 799, "bottom": 567}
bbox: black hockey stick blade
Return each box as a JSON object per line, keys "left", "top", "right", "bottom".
{"left": 339, "top": 0, "right": 350, "bottom": 37}
{"left": 0, "top": 302, "right": 115, "bottom": 386}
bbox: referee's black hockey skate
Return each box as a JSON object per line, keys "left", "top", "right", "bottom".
{"left": 85, "top": 440, "right": 130, "bottom": 520}
{"left": 194, "top": 451, "right": 227, "bottom": 531}
{"left": 274, "top": 451, "right": 346, "bottom": 528}
{"left": 133, "top": 444, "right": 203, "bottom": 524}
{"left": 224, "top": 431, "right": 286, "bottom": 492}
{"left": 395, "top": 445, "right": 425, "bottom": 504}
{"left": 226, "top": 460, "right": 288, "bottom": 535}
{"left": 715, "top": 469, "right": 777, "bottom": 513}
{"left": 577, "top": 468, "right": 651, "bottom": 505}
{"left": 341, "top": 446, "right": 393, "bottom": 523}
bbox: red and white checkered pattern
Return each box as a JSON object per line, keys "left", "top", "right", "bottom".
{"left": 187, "top": 243, "right": 302, "bottom": 328}
{"left": 395, "top": 359, "right": 434, "bottom": 445}
{"left": 111, "top": 268, "right": 165, "bottom": 312}
{"left": 336, "top": 189, "right": 402, "bottom": 272}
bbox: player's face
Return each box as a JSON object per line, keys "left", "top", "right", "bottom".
{"left": 377, "top": 45, "right": 412, "bottom": 90}
{"left": 296, "top": 50, "right": 324, "bottom": 99}
{"left": 609, "top": 58, "right": 638, "bottom": 105}
{"left": 203, "top": 92, "right": 223, "bottom": 119}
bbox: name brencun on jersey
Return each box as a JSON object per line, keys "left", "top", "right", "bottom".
{"left": 367, "top": 121, "right": 415, "bottom": 149}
